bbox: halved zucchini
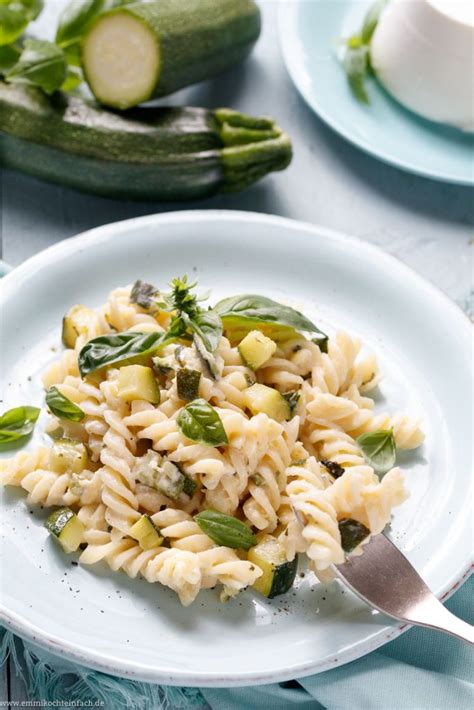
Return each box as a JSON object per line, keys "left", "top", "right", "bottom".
{"left": 117, "top": 365, "right": 160, "bottom": 404}
{"left": 62, "top": 304, "right": 97, "bottom": 348}
{"left": 50, "top": 440, "right": 88, "bottom": 475}
{"left": 238, "top": 330, "right": 276, "bottom": 370}
{"left": 176, "top": 368, "right": 201, "bottom": 402}
{"left": 244, "top": 383, "right": 290, "bottom": 422}
{"left": 248, "top": 534, "right": 298, "bottom": 598}
{"left": 45, "top": 508, "right": 85, "bottom": 553}
{"left": 129, "top": 514, "right": 163, "bottom": 550}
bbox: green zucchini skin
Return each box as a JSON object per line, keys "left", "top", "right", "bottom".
{"left": 0, "top": 82, "right": 291, "bottom": 200}
{"left": 84, "top": 0, "right": 261, "bottom": 106}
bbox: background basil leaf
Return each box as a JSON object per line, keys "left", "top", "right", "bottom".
{"left": 215, "top": 294, "right": 326, "bottom": 338}
{"left": 6, "top": 39, "right": 66, "bottom": 94}
{"left": 0, "top": 6, "right": 28, "bottom": 45}
{"left": 188, "top": 309, "right": 222, "bottom": 353}
{"left": 79, "top": 330, "right": 172, "bottom": 377}
{"left": 56, "top": 0, "right": 105, "bottom": 48}
{"left": 0, "top": 43, "right": 21, "bottom": 72}
{"left": 361, "top": 0, "right": 387, "bottom": 44}
{"left": 46, "top": 386, "right": 85, "bottom": 422}
{"left": 60, "top": 64, "right": 82, "bottom": 92}
{"left": 177, "top": 399, "right": 228, "bottom": 446}
{"left": 195, "top": 510, "right": 256, "bottom": 549}
{"left": 356, "top": 429, "right": 396, "bottom": 475}
{"left": 0, "top": 405, "right": 40, "bottom": 446}
{"left": 343, "top": 43, "right": 370, "bottom": 104}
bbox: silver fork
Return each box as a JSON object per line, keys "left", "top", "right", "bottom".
{"left": 293, "top": 510, "right": 473, "bottom": 644}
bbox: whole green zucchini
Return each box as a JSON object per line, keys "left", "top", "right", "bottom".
{"left": 0, "top": 82, "right": 292, "bottom": 200}
{"left": 82, "top": 0, "right": 261, "bottom": 109}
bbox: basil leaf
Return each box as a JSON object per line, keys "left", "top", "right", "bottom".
{"left": 188, "top": 309, "right": 222, "bottom": 353}
{"left": 193, "top": 334, "right": 220, "bottom": 380}
{"left": 56, "top": 0, "right": 105, "bottom": 48}
{"left": 0, "top": 43, "right": 21, "bottom": 72}
{"left": 194, "top": 510, "right": 256, "bottom": 550}
{"left": 343, "top": 43, "right": 370, "bottom": 104}
{"left": 0, "top": 405, "right": 40, "bottom": 445}
{"left": 6, "top": 39, "right": 66, "bottom": 94}
{"left": 177, "top": 398, "right": 228, "bottom": 446}
{"left": 361, "top": 0, "right": 387, "bottom": 44}
{"left": 215, "top": 294, "right": 326, "bottom": 338}
{"left": 46, "top": 386, "right": 85, "bottom": 422}
{"left": 130, "top": 279, "right": 159, "bottom": 311}
{"left": 356, "top": 429, "right": 396, "bottom": 475}
{"left": 0, "top": 6, "right": 28, "bottom": 45}
{"left": 60, "top": 64, "right": 82, "bottom": 92}
{"left": 18, "top": 0, "right": 44, "bottom": 21}
{"left": 79, "top": 330, "right": 172, "bottom": 377}
{"left": 339, "top": 518, "right": 370, "bottom": 553}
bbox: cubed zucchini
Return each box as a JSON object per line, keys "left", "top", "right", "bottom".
{"left": 129, "top": 514, "right": 163, "bottom": 550}
{"left": 248, "top": 534, "right": 298, "bottom": 598}
{"left": 238, "top": 330, "right": 276, "bottom": 370}
{"left": 117, "top": 365, "right": 160, "bottom": 404}
{"left": 50, "top": 440, "right": 88, "bottom": 474}
{"left": 62, "top": 304, "right": 97, "bottom": 348}
{"left": 45, "top": 508, "right": 85, "bottom": 553}
{"left": 133, "top": 452, "right": 197, "bottom": 499}
{"left": 177, "top": 368, "right": 201, "bottom": 402}
{"left": 244, "top": 384, "right": 290, "bottom": 422}
{"left": 152, "top": 356, "right": 175, "bottom": 378}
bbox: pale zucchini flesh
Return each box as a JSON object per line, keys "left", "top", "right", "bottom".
{"left": 238, "top": 330, "right": 276, "bottom": 370}
{"left": 82, "top": 13, "right": 161, "bottom": 109}
{"left": 45, "top": 508, "right": 85, "bottom": 553}
{"left": 244, "top": 383, "right": 290, "bottom": 422}
{"left": 129, "top": 514, "right": 163, "bottom": 550}
{"left": 117, "top": 365, "right": 161, "bottom": 404}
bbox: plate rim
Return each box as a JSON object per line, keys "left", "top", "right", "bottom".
{"left": 0, "top": 209, "right": 472, "bottom": 686}
{"left": 277, "top": 0, "right": 474, "bottom": 187}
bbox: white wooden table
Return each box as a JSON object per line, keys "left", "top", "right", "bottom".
{"left": 1, "top": 1, "right": 472, "bottom": 703}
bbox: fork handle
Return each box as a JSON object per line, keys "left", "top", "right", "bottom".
{"left": 400, "top": 594, "right": 474, "bottom": 645}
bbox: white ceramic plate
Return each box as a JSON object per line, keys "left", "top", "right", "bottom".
{"left": 278, "top": 0, "right": 474, "bottom": 185}
{"left": 0, "top": 211, "right": 471, "bottom": 686}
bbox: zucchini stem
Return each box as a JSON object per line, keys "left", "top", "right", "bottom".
{"left": 214, "top": 109, "right": 292, "bottom": 192}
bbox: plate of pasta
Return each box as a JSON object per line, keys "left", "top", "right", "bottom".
{"left": 0, "top": 211, "right": 471, "bottom": 686}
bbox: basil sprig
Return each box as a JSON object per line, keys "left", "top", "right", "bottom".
{"left": 78, "top": 330, "right": 172, "bottom": 377}
{"left": 0, "top": 405, "right": 40, "bottom": 446}
{"left": 356, "top": 429, "right": 395, "bottom": 475}
{"left": 195, "top": 510, "right": 257, "bottom": 550}
{"left": 6, "top": 39, "right": 67, "bottom": 94}
{"left": 46, "top": 386, "right": 85, "bottom": 422}
{"left": 341, "top": 0, "right": 388, "bottom": 104}
{"left": 166, "top": 277, "right": 222, "bottom": 353}
{"left": 130, "top": 275, "right": 223, "bottom": 354}
{"left": 177, "top": 399, "right": 228, "bottom": 446}
{"left": 215, "top": 294, "right": 327, "bottom": 345}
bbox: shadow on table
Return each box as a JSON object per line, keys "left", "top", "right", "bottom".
{"left": 293, "top": 94, "right": 474, "bottom": 229}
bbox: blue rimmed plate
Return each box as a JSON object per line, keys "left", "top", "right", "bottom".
{"left": 278, "top": 0, "right": 474, "bottom": 184}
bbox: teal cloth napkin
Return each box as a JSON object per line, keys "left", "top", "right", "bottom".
{"left": 1, "top": 263, "right": 472, "bottom": 708}
{"left": 1, "top": 576, "right": 472, "bottom": 709}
